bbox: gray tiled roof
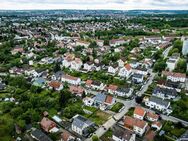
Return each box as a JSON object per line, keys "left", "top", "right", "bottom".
{"left": 95, "top": 93, "right": 106, "bottom": 103}
{"left": 72, "top": 115, "right": 94, "bottom": 129}
{"left": 149, "top": 96, "right": 170, "bottom": 107}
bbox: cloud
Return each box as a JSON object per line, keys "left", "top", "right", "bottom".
{"left": 0, "top": 0, "right": 188, "bottom": 10}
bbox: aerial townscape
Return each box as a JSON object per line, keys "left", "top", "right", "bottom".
{"left": 0, "top": 1, "right": 188, "bottom": 141}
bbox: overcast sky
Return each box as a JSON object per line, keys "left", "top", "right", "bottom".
{"left": 1, "top": 0, "right": 188, "bottom": 10}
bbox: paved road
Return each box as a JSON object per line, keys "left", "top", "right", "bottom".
{"left": 142, "top": 106, "right": 188, "bottom": 126}
{"left": 162, "top": 46, "right": 172, "bottom": 59}
{"left": 85, "top": 99, "right": 135, "bottom": 141}
{"left": 137, "top": 72, "right": 156, "bottom": 97}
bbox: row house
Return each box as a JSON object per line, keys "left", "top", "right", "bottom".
{"left": 162, "top": 71, "right": 186, "bottom": 83}
{"left": 109, "top": 39, "right": 128, "bottom": 47}
{"left": 152, "top": 86, "right": 177, "bottom": 100}
{"left": 61, "top": 74, "right": 81, "bottom": 85}
{"left": 144, "top": 96, "right": 172, "bottom": 115}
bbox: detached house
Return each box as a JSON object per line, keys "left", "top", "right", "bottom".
{"left": 83, "top": 62, "right": 94, "bottom": 72}
{"left": 11, "top": 46, "right": 24, "bottom": 55}
{"left": 76, "top": 40, "right": 90, "bottom": 48}
{"left": 70, "top": 58, "right": 83, "bottom": 71}
{"left": 133, "top": 107, "right": 146, "bottom": 120}
{"left": 108, "top": 64, "right": 119, "bottom": 74}
{"left": 85, "top": 80, "right": 105, "bottom": 90}
{"left": 51, "top": 71, "right": 64, "bottom": 81}
{"left": 48, "top": 81, "right": 64, "bottom": 91}
{"left": 69, "top": 85, "right": 85, "bottom": 97}
{"left": 133, "top": 66, "right": 148, "bottom": 76}
{"left": 146, "top": 112, "right": 159, "bottom": 122}
{"left": 118, "top": 64, "right": 132, "bottom": 78}
{"left": 62, "top": 54, "right": 75, "bottom": 68}
{"left": 71, "top": 115, "right": 95, "bottom": 137}
{"left": 105, "top": 84, "right": 118, "bottom": 95}
{"left": 40, "top": 117, "right": 57, "bottom": 133}
{"left": 152, "top": 86, "right": 177, "bottom": 100}
{"left": 61, "top": 74, "right": 81, "bottom": 85}
{"left": 132, "top": 73, "right": 144, "bottom": 83}
{"left": 124, "top": 116, "right": 148, "bottom": 136}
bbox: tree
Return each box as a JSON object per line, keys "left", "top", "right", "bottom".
{"left": 154, "top": 60, "right": 167, "bottom": 72}
{"left": 173, "top": 40, "right": 183, "bottom": 52}
{"left": 53, "top": 63, "right": 61, "bottom": 73}
{"left": 92, "top": 135, "right": 99, "bottom": 141}
{"left": 168, "top": 48, "right": 179, "bottom": 56}
{"left": 175, "top": 59, "right": 186, "bottom": 73}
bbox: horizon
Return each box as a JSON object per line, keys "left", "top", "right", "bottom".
{"left": 1, "top": 0, "right": 188, "bottom": 11}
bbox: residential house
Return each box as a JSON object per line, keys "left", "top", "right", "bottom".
{"left": 61, "top": 131, "right": 75, "bottom": 141}
{"left": 96, "top": 40, "right": 104, "bottom": 47}
{"left": 124, "top": 116, "right": 148, "bottom": 136}
{"left": 108, "top": 64, "right": 119, "bottom": 74}
{"left": 11, "top": 46, "right": 24, "bottom": 55}
{"left": 146, "top": 112, "right": 159, "bottom": 122}
{"left": 152, "top": 86, "right": 177, "bottom": 100}
{"left": 117, "top": 58, "right": 126, "bottom": 67}
{"left": 118, "top": 64, "right": 132, "bottom": 78}
{"left": 70, "top": 58, "right": 83, "bottom": 71}
{"left": 115, "top": 87, "right": 134, "bottom": 97}
{"left": 133, "top": 107, "right": 146, "bottom": 120}
{"left": 166, "top": 53, "right": 180, "bottom": 71}
{"left": 69, "top": 85, "right": 85, "bottom": 97}
{"left": 132, "top": 73, "right": 144, "bottom": 83}
{"left": 62, "top": 54, "right": 75, "bottom": 68}
{"left": 133, "top": 66, "right": 148, "bottom": 76}
{"left": 48, "top": 81, "right": 64, "bottom": 91}
{"left": 31, "top": 129, "right": 53, "bottom": 141}
{"left": 71, "top": 115, "right": 95, "bottom": 136}
{"left": 85, "top": 80, "right": 105, "bottom": 90}
{"left": 83, "top": 97, "right": 95, "bottom": 107}
{"left": 151, "top": 121, "right": 162, "bottom": 131}
{"left": 110, "top": 39, "right": 127, "bottom": 47}
{"left": 112, "top": 125, "right": 136, "bottom": 141}
{"left": 76, "top": 40, "right": 90, "bottom": 48}
{"left": 83, "top": 62, "right": 94, "bottom": 72}
{"left": 105, "top": 84, "right": 118, "bottom": 95}
{"left": 33, "top": 77, "right": 46, "bottom": 88}
{"left": 162, "top": 71, "right": 186, "bottom": 83}
{"left": 178, "top": 130, "right": 188, "bottom": 141}
{"left": 51, "top": 71, "right": 64, "bottom": 81}
{"left": 40, "top": 117, "right": 57, "bottom": 133}
{"left": 144, "top": 96, "right": 172, "bottom": 114}
{"left": 157, "top": 80, "right": 181, "bottom": 93}
{"left": 61, "top": 75, "right": 81, "bottom": 85}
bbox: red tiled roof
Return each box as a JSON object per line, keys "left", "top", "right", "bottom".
{"left": 152, "top": 121, "right": 162, "bottom": 128}
{"left": 105, "top": 95, "right": 113, "bottom": 104}
{"left": 49, "top": 81, "right": 62, "bottom": 89}
{"left": 162, "top": 71, "right": 186, "bottom": 78}
{"left": 134, "top": 107, "right": 146, "bottom": 117}
{"left": 147, "top": 112, "right": 159, "bottom": 120}
{"left": 62, "top": 74, "right": 79, "bottom": 81}
{"left": 69, "top": 85, "right": 84, "bottom": 95}
{"left": 106, "top": 84, "right": 118, "bottom": 91}
{"left": 61, "top": 131, "right": 71, "bottom": 141}
{"left": 124, "top": 116, "right": 147, "bottom": 129}
{"left": 125, "top": 64, "right": 131, "bottom": 71}
{"left": 40, "top": 117, "right": 56, "bottom": 132}
{"left": 144, "top": 130, "right": 156, "bottom": 141}
{"left": 85, "top": 80, "right": 93, "bottom": 86}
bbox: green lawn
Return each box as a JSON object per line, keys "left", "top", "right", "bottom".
{"left": 125, "top": 107, "right": 134, "bottom": 116}
{"left": 111, "top": 102, "right": 124, "bottom": 112}
{"left": 100, "top": 129, "right": 113, "bottom": 141}
{"left": 162, "top": 121, "right": 187, "bottom": 138}
{"left": 88, "top": 110, "right": 111, "bottom": 125}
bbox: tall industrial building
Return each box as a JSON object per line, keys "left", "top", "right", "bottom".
{"left": 182, "top": 40, "right": 188, "bottom": 56}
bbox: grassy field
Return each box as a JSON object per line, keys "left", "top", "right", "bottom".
{"left": 88, "top": 110, "right": 111, "bottom": 125}
{"left": 111, "top": 102, "right": 124, "bottom": 112}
